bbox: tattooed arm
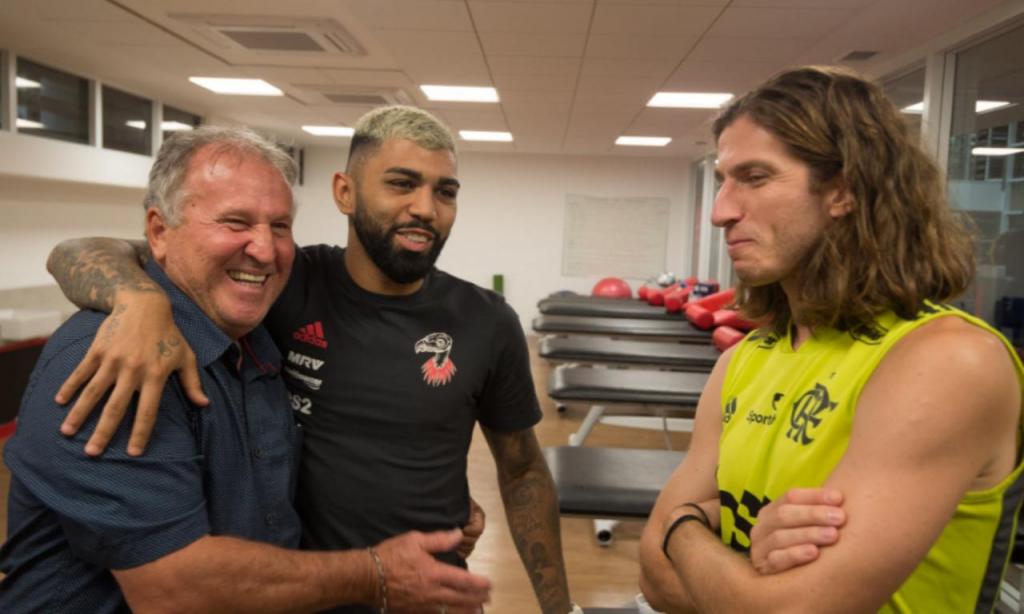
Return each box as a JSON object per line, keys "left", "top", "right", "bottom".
{"left": 482, "top": 426, "right": 572, "bottom": 614}
{"left": 47, "top": 237, "right": 207, "bottom": 456}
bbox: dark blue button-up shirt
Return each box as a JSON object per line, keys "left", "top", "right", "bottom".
{"left": 0, "top": 261, "right": 301, "bottom": 613}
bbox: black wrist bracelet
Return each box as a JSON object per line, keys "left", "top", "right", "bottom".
{"left": 680, "top": 502, "right": 710, "bottom": 528}
{"left": 661, "top": 504, "right": 712, "bottom": 562}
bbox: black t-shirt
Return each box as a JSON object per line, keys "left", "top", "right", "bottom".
{"left": 265, "top": 245, "right": 542, "bottom": 562}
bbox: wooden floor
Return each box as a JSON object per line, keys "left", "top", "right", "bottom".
{"left": 0, "top": 336, "right": 690, "bottom": 612}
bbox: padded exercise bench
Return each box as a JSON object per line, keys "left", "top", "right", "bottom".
{"left": 548, "top": 365, "right": 708, "bottom": 408}
{"left": 548, "top": 365, "right": 708, "bottom": 444}
{"left": 538, "top": 336, "right": 718, "bottom": 372}
{"left": 538, "top": 295, "right": 679, "bottom": 320}
{"left": 544, "top": 446, "right": 684, "bottom": 518}
{"left": 532, "top": 314, "right": 712, "bottom": 343}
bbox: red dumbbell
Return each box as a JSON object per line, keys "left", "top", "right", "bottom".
{"left": 664, "top": 286, "right": 692, "bottom": 313}
{"left": 647, "top": 282, "right": 680, "bottom": 307}
{"left": 711, "top": 309, "right": 756, "bottom": 331}
{"left": 713, "top": 326, "right": 746, "bottom": 351}
{"left": 684, "top": 288, "right": 737, "bottom": 329}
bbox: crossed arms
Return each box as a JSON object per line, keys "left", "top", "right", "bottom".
{"left": 639, "top": 318, "right": 1021, "bottom": 612}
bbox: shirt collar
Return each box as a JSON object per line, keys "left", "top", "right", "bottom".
{"left": 146, "top": 260, "right": 280, "bottom": 372}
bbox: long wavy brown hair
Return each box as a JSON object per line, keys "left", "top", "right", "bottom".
{"left": 712, "top": 66, "right": 975, "bottom": 335}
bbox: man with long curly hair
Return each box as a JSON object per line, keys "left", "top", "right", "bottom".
{"left": 640, "top": 66, "right": 1024, "bottom": 612}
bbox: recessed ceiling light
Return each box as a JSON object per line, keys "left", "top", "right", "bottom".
{"left": 302, "top": 125, "right": 355, "bottom": 137}
{"left": 162, "top": 121, "right": 196, "bottom": 132}
{"left": 975, "top": 100, "right": 1014, "bottom": 114}
{"left": 903, "top": 100, "right": 1016, "bottom": 115}
{"left": 616, "top": 136, "right": 671, "bottom": 147}
{"left": 16, "top": 118, "right": 45, "bottom": 129}
{"left": 15, "top": 77, "right": 41, "bottom": 89}
{"left": 972, "top": 147, "right": 1024, "bottom": 157}
{"left": 459, "top": 130, "right": 513, "bottom": 142}
{"left": 189, "top": 77, "right": 283, "bottom": 96}
{"left": 901, "top": 102, "right": 925, "bottom": 115}
{"left": 648, "top": 92, "right": 733, "bottom": 109}
{"left": 420, "top": 85, "right": 499, "bottom": 103}
{"left": 125, "top": 120, "right": 195, "bottom": 131}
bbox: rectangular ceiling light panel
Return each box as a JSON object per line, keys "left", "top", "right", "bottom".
{"left": 189, "top": 77, "right": 283, "bottom": 96}
{"left": 648, "top": 92, "right": 733, "bottom": 109}
{"left": 616, "top": 136, "right": 671, "bottom": 147}
{"left": 459, "top": 131, "right": 513, "bottom": 142}
{"left": 420, "top": 85, "right": 499, "bottom": 103}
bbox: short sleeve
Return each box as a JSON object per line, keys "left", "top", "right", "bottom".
{"left": 4, "top": 332, "right": 210, "bottom": 570}
{"left": 264, "top": 241, "right": 309, "bottom": 340}
{"left": 475, "top": 301, "right": 543, "bottom": 432}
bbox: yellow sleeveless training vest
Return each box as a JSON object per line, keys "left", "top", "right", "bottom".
{"left": 718, "top": 302, "right": 1024, "bottom": 613}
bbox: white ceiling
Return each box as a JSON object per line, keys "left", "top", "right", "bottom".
{"left": 0, "top": 0, "right": 1008, "bottom": 159}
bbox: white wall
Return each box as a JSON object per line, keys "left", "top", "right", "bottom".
{"left": 292, "top": 146, "right": 695, "bottom": 329}
{"left": 0, "top": 135, "right": 696, "bottom": 331}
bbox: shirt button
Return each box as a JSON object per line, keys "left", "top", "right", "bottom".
{"left": 265, "top": 512, "right": 277, "bottom": 526}
{"left": 253, "top": 447, "right": 263, "bottom": 459}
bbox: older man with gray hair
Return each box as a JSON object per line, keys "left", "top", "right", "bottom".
{"left": 44, "top": 105, "right": 575, "bottom": 613}
{"left": 0, "top": 126, "right": 491, "bottom": 613}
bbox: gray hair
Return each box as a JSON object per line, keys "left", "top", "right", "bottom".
{"left": 347, "top": 105, "right": 456, "bottom": 174}
{"left": 144, "top": 125, "right": 298, "bottom": 225}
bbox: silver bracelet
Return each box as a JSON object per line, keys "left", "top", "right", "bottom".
{"left": 367, "top": 547, "right": 388, "bottom": 613}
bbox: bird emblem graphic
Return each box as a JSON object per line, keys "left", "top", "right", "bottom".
{"left": 415, "top": 332, "right": 457, "bottom": 387}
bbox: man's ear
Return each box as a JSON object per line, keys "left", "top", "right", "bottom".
{"left": 145, "top": 207, "right": 170, "bottom": 263}
{"left": 333, "top": 171, "right": 356, "bottom": 216}
{"left": 825, "top": 180, "right": 854, "bottom": 220}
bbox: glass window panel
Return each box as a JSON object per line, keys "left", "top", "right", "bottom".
{"left": 882, "top": 67, "right": 926, "bottom": 138}
{"left": 16, "top": 57, "right": 89, "bottom": 144}
{"left": 102, "top": 85, "right": 152, "bottom": 155}
{"left": 945, "top": 23, "right": 1024, "bottom": 353}
{"left": 161, "top": 105, "right": 201, "bottom": 141}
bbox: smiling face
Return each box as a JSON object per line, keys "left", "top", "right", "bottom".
{"left": 148, "top": 145, "right": 295, "bottom": 339}
{"left": 712, "top": 115, "right": 849, "bottom": 295}
{"left": 334, "top": 138, "right": 458, "bottom": 293}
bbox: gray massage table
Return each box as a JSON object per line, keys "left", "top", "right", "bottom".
{"left": 532, "top": 314, "right": 711, "bottom": 343}
{"left": 538, "top": 295, "right": 679, "bottom": 320}
{"left": 538, "top": 336, "right": 718, "bottom": 372}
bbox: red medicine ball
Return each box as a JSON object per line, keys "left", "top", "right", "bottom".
{"left": 591, "top": 277, "right": 632, "bottom": 299}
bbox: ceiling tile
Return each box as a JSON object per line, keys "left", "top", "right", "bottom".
{"left": 663, "top": 60, "right": 779, "bottom": 91}
{"left": 487, "top": 55, "right": 581, "bottom": 76}
{"left": 582, "top": 57, "right": 679, "bottom": 78}
{"left": 34, "top": 0, "right": 137, "bottom": 21}
{"left": 499, "top": 90, "right": 576, "bottom": 105}
{"left": 708, "top": 7, "right": 854, "bottom": 38}
{"left": 585, "top": 33, "right": 699, "bottom": 60}
{"left": 731, "top": 0, "right": 872, "bottom": 7}
{"left": 435, "top": 108, "right": 509, "bottom": 131}
{"left": 492, "top": 73, "right": 577, "bottom": 92}
{"left": 686, "top": 36, "right": 814, "bottom": 64}
{"left": 591, "top": 4, "right": 722, "bottom": 36}
{"left": 469, "top": 2, "right": 592, "bottom": 33}
{"left": 479, "top": 31, "right": 586, "bottom": 57}
{"left": 347, "top": 0, "right": 473, "bottom": 31}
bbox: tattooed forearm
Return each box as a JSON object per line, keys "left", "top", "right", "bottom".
{"left": 47, "top": 238, "right": 158, "bottom": 312}
{"left": 485, "top": 428, "right": 572, "bottom": 614}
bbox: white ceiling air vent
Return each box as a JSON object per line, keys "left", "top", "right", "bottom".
{"left": 169, "top": 13, "right": 365, "bottom": 56}
{"left": 293, "top": 85, "right": 414, "bottom": 108}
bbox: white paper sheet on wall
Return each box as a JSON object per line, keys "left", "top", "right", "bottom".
{"left": 562, "top": 193, "right": 670, "bottom": 278}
